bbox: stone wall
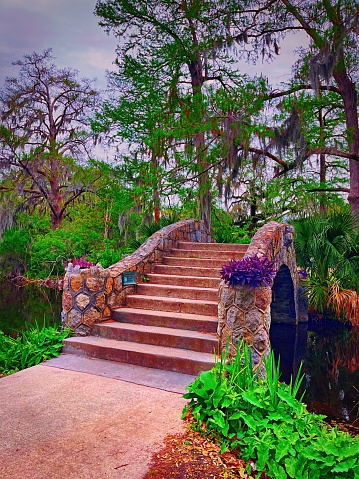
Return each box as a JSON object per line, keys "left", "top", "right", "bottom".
{"left": 218, "top": 221, "right": 300, "bottom": 372}
{"left": 62, "top": 219, "right": 213, "bottom": 335}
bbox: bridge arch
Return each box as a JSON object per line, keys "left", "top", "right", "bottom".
{"left": 271, "top": 264, "right": 296, "bottom": 325}
{"left": 218, "top": 221, "right": 304, "bottom": 372}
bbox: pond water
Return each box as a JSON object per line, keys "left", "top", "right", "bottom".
{"left": 271, "top": 322, "right": 359, "bottom": 427}
{"left": 0, "top": 279, "right": 62, "bottom": 336}
{"left": 0, "top": 280, "right": 358, "bottom": 426}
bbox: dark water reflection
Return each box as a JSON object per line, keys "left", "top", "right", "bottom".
{"left": 0, "top": 279, "right": 62, "bottom": 336}
{"left": 270, "top": 322, "right": 359, "bottom": 425}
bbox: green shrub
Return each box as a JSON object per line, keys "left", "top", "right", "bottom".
{"left": 29, "top": 231, "right": 70, "bottom": 278}
{"left": 0, "top": 322, "right": 71, "bottom": 375}
{"left": 91, "top": 246, "right": 120, "bottom": 268}
{"left": 212, "top": 209, "right": 254, "bottom": 244}
{"left": 183, "top": 343, "right": 359, "bottom": 479}
{"left": 0, "top": 227, "right": 31, "bottom": 275}
{"left": 293, "top": 208, "right": 359, "bottom": 324}
{"left": 28, "top": 225, "right": 105, "bottom": 278}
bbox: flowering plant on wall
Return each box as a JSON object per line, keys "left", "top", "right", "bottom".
{"left": 70, "top": 256, "right": 95, "bottom": 269}
{"left": 220, "top": 255, "right": 276, "bottom": 289}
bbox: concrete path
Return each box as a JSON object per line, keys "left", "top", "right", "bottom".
{"left": 0, "top": 357, "right": 192, "bottom": 479}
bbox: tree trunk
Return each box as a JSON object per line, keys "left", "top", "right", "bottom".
{"left": 319, "top": 104, "right": 327, "bottom": 214}
{"left": 153, "top": 191, "right": 161, "bottom": 223}
{"left": 249, "top": 183, "right": 258, "bottom": 232}
{"left": 50, "top": 212, "right": 62, "bottom": 230}
{"left": 152, "top": 152, "right": 161, "bottom": 223}
{"left": 188, "top": 59, "right": 213, "bottom": 232}
{"left": 333, "top": 67, "right": 359, "bottom": 216}
{"left": 198, "top": 168, "right": 212, "bottom": 232}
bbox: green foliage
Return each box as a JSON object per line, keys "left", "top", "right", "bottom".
{"left": 183, "top": 343, "right": 359, "bottom": 479}
{"left": 28, "top": 225, "right": 105, "bottom": 278}
{"left": 0, "top": 227, "right": 31, "bottom": 275}
{"left": 129, "top": 211, "right": 182, "bottom": 251}
{"left": 212, "top": 209, "right": 253, "bottom": 244}
{"left": 293, "top": 208, "right": 359, "bottom": 321}
{"left": 0, "top": 322, "right": 71, "bottom": 375}
{"left": 90, "top": 245, "right": 123, "bottom": 268}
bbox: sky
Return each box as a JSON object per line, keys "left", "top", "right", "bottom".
{"left": 0, "top": 0, "right": 309, "bottom": 91}
{"left": 0, "top": 0, "right": 118, "bottom": 89}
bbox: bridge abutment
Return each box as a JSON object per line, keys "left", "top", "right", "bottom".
{"left": 218, "top": 221, "right": 306, "bottom": 372}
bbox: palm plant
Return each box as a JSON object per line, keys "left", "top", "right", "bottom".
{"left": 293, "top": 208, "right": 359, "bottom": 326}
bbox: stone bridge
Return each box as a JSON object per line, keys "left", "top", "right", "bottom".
{"left": 62, "top": 219, "right": 306, "bottom": 372}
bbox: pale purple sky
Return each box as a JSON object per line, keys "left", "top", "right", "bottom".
{"left": 0, "top": 0, "right": 118, "bottom": 88}
{"left": 0, "top": 0, "right": 308, "bottom": 89}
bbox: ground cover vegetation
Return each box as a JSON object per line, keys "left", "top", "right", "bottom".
{"left": 0, "top": 322, "right": 70, "bottom": 376}
{"left": 182, "top": 342, "right": 359, "bottom": 479}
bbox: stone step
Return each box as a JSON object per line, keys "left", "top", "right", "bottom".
{"left": 136, "top": 283, "right": 218, "bottom": 301}
{"left": 153, "top": 264, "right": 221, "bottom": 278}
{"left": 112, "top": 308, "right": 218, "bottom": 333}
{"left": 92, "top": 321, "right": 218, "bottom": 354}
{"left": 178, "top": 242, "right": 249, "bottom": 252}
{"left": 146, "top": 273, "right": 221, "bottom": 289}
{"left": 125, "top": 294, "right": 218, "bottom": 316}
{"left": 163, "top": 256, "right": 225, "bottom": 268}
{"left": 62, "top": 336, "right": 215, "bottom": 375}
{"left": 169, "top": 248, "right": 245, "bottom": 260}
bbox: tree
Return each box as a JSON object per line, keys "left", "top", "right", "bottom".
{"left": 95, "top": 0, "right": 274, "bottom": 230}
{"left": 93, "top": 54, "right": 172, "bottom": 224}
{"left": 0, "top": 49, "right": 101, "bottom": 229}
{"left": 266, "top": 0, "right": 359, "bottom": 215}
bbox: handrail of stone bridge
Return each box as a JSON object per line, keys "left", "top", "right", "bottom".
{"left": 218, "top": 221, "right": 301, "bottom": 373}
{"left": 62, "top": 219, "right": 213, "bottom": 336}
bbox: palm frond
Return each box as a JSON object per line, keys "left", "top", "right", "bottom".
{"left": 328, "top": 282, "right": 359, "bottom": 327}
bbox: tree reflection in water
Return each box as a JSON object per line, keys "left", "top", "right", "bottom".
{"left": 0, "top": 279, "right": 62, "bottom": 336}
{"left": 270, "top": 321, "right": 359, "bottom": 425}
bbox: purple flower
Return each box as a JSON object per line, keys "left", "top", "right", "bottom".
{"left": 71, "top": 255, "right": 94, "bottom": 269}
{"left": 298, "top": 269, "right": 309, "bottom": 279}
{"left": 220, "top": 255, "right": 276, "bottom": 289}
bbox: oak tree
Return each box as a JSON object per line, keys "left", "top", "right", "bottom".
{"left": 0, "top": 49, "right": 100, "bottom": 229}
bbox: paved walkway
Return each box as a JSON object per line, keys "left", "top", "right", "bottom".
{"left": 0, "top": 356, "right": 194, "bottom": 479}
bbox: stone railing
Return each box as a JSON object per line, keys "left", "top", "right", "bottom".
{"left": 218, "top": 221, "right": 298, "bottom": 373}
{"left": 62, "top": 219, "right": 213, "bottom": 335}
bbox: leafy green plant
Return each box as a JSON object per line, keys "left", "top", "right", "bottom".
{"left": 0, "top": 322, "right": 71, "bottom": 375}
{"left": 293, "top": 208, "right": 359, "bottom": 325}
{"left": 0, "top": 227, "right": 31, "bottom": 276}
{"left": 183, "top": 342, "right": 359, "bottom": 479}
{"left": 212, "top": 209, "right": 254, "bottom": 244}
{"left": 90, "top": 247, "right": 119, "bottom": 268}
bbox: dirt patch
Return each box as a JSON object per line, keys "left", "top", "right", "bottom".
{"left": 144, "top": 414, "right": 255, "bottom": 479}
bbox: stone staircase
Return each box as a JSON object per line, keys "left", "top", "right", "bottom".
{"left": 63, "top": 241, "right": 248, "bottom": 375}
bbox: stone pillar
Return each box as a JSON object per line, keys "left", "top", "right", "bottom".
{"left": 62, "top": 264, "right": 124, "bottom": 336}
{"left": 218, "top": 281, "right": 272, "bottom": 373}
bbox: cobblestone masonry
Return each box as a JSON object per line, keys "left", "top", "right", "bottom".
{"left": 62, "top": 220, "right": 213, "bottom": 335}
{"left": 218, "top": 221, "right": 302, "bottom": 373}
